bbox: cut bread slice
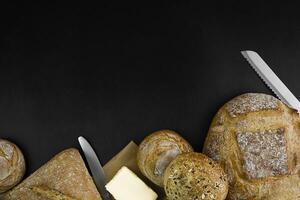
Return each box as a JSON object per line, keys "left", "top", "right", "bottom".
{"left": 2, "top": 148, "right": 101, "bottom": 200}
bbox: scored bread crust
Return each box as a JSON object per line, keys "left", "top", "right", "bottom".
{"left": 203, "top": 93, "right": 300, "bottom": 200}
{"left": 0, "top": 139, "right": 25, "bottom": 193}
{"left": 164, "top": 152, "right": 228, "bottom": 200}
{"left": 137, "top": 129, "right": 193, "bottom": 187}
{"left": 2, "top": 148, "right": 101, "bottom": 200}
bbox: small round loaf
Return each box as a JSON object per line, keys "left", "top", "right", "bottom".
{"left": 137, "top": 129, "right": 193, "bottom": 187}
{"left": 203, "top": 93, "right": 300, "bottom": 199}
{"left": 0, "top": 139, "right": 25, "bottom": 193}
{"left": 164, "top": 152, "right": 228, "bottom": 200}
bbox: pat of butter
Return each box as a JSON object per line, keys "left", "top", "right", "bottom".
{"left": 105, "top": 166, "right": 158, "bottom": 200}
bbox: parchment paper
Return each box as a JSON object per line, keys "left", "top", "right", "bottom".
{"left": 103, "top": 141, "right": 165, "bottom": 200}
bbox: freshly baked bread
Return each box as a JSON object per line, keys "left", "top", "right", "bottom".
{"left": 137, "top": 129, "right": 193, "bottom": 187}
{"left": 2, "top": 148, "right": 101, "bottom": 200}
{"left": 31, "top": 186, "right": 77, "bottom": 200}
{"left": 0, "top": 139, "right": 25, "bottom": 193}
{"left": 203, "top": 93, "right": 300, "bottom": 200}
{"left": 164, "top": 152, "right": 228, "bottom": 200}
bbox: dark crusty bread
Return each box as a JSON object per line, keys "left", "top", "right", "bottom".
{"left": 2, "top": 148, "right": 101, "bottom": 200}
{"left": 164, "top": 152, "right": 228, "bottom": 200}
{"left": 0, "top": 139, "right": 25, "bottom": 193}
{"left": 203, "top": 93, "right": 300, "bottom": 200}
{"left": 137, "top": 130, "right": 193, "bottom": 187}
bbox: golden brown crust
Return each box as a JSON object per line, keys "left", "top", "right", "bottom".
{"left": 164, "top": 152, "right": 228, "bottom": 200}
{"left": 137, "top": 129, "right": 193, "bottom": 187}
{"left": 203, "top": 93, "right": 300, "bottom": 200}
{"left": 2, "top": 148, "right": 101, "bottom": 200}
{"left": 31, "top": 186, "right": 77, "bottom": 200}
{"left": 0, "top": 139, "right": 25, "bottom": 193}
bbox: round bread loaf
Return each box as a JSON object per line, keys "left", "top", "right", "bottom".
{"left": 137, "top": 129, "right": 193, "bottom": 187}
{"left": 203, "top": 93, "right": 300, "bottom": 199}
{"left": 164, "top": 152, "right": 228, "bottom": 200}
{"left": 0, "top": 139, "right": 25, "bottom": 193}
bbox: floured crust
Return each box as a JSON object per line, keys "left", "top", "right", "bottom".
{"left": 2, "top": 148, "right": 101, "bottom": 200}
{"left": 225, "top": 93, "right": 280, "bottom": 117}
{"left": 237, "top": 128, "right": 289, "bottom": 179}
{"left": 203, "top": 93, "right": 300, "bottom": 200}
{"left": 137, "top": 130, "right": 193, "bottom": 187}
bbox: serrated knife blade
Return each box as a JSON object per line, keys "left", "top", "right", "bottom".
{"left": 78, "top": 136, "right": 111, "bottom": 200}
{"left": 241, "top": 50, "right": 300, "bottom": 113}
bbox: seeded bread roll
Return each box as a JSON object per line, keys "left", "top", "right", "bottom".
{"left": 0, "top": 139, "right": 25, "bottom": 193}
{"left": 137, "top": 130, "right": 193, "bottom": 187}
{"left": 203, "top": 93, "right": 300, "bottom": 200}
{"left": 164, "top": 152, "right": 228, "bottom": 200}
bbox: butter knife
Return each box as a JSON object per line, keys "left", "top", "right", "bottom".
{"left": 78, "top": 136, "right": 111, "bottom": 200}
{"left": 241, "top": 50, "right": 300, "bottom": 113}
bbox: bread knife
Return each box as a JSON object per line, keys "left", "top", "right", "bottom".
{"left": 78, "top": 136, "right": 111, "bottom": 200}
{"left": 241, "top": 50, "right": 300, "bottom": 113}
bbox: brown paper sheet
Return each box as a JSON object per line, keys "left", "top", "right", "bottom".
{"left": 103, "top": 141, "right": 166, "bottom": 200}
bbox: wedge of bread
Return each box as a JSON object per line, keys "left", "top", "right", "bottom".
{"left": 2, "top": 148, "right": 101, "bottom": 200}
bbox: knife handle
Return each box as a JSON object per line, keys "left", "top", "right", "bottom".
{"left": 101, "top": 190, "right": 112, "bottom": 200}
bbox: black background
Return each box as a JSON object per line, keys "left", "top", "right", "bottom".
{"left": 1, "top": 1, "right": 300, "bottom": 174}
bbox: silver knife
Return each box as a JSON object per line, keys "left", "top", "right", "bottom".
{"left": 241, "top": 50, "right": 300, "bottom": 113}
{"left": 78, "top": 136, "right": 111, "bottom": 200}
